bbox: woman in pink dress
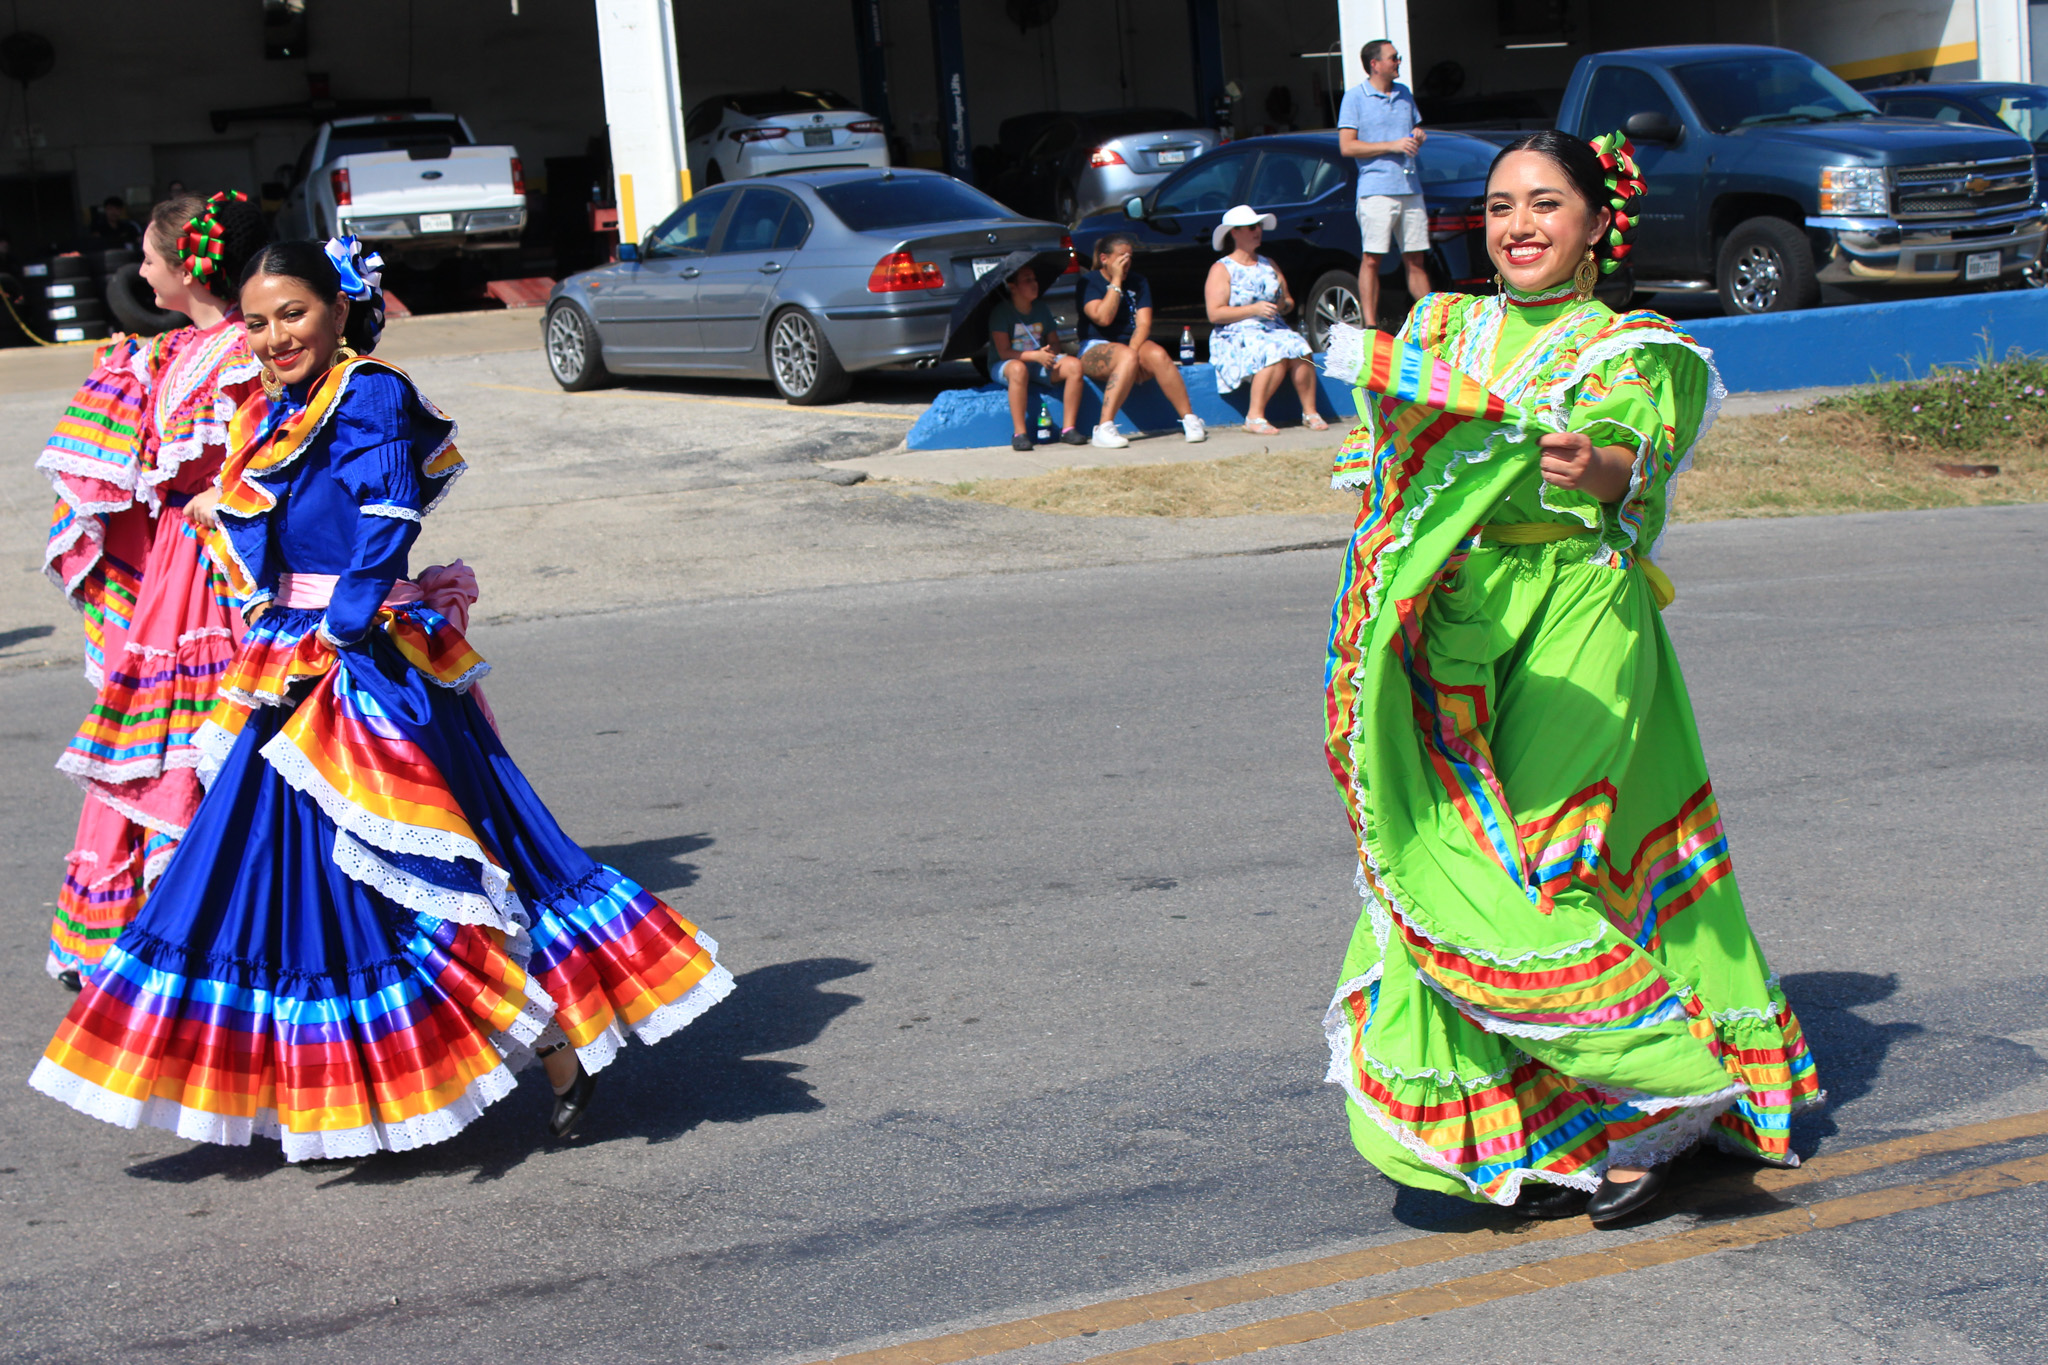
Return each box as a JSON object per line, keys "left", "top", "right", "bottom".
{"left": 37, "top": 192, "right": 271, "bottom": 987}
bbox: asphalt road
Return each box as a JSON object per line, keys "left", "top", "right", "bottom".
{"left": 0, "top": 504, "right": 2044, "bottom": 1364}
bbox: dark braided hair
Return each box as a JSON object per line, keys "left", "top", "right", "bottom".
{"left": 146, "top": 193, "right": 270, "bottom": 306}
{"left": 1485, "top": 130, "right": 1633, "bottom": 270}
{"left": 238, "top": 240, "right": 383, "bottom": 355}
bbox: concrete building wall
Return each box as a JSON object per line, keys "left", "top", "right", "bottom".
{"left": 0, "top": 0, "right": 603, "bottom": 230}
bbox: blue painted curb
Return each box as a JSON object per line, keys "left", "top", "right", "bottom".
{"left": 1686, "top": 288, "right": 2048, "bottom": 393}
{"left": 905, "top": 356, "right": 1358, "bottom": 451}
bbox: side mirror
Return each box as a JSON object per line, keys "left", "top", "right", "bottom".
{"left": 1624, "top": 110, "right": 1682, "bottom": 144}
{"left": 1123, "top": 195, "right": 1147, "bottom": 220}
{"left": 617, "top": 241, "right": 640, "bottom": 263}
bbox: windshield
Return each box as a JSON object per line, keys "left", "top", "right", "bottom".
{"left": 726, "top": 89, "right": 858, "bottom": 117}
{"left": 326, "top": 119, "right": 470, "bottom": 159}
{"left": 1418, "top": 135, "right": 1498, "bottom": 187}
{"left": 1990, "top": 90, "right": 2048, "bottom": 145}
{"left": 1671, "top": 56, "right": 1876, "bottom": 132}
{"left": 815, "top": 177, "right": 1019, "bottom": 231}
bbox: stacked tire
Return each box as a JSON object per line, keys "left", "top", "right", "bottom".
{"left": 41, "top": 254, "right": 109, "bottom": 343}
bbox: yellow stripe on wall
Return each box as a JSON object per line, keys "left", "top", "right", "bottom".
{"left": 1831, "top": 40, "right": 1978, "bottom": 82}
{"left": 617, "top": 172, "right": 638, "bottom": 244}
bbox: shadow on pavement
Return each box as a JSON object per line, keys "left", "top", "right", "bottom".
{"left": 1781, "top": 970, "right": 1916, "bottom": 1147}
{"left": 123, "top": 956, "right": 870, "bottom": 1187}
{"left": 582, "top": 831, "right": 713, "bottom": 893}
{"left": 0, "top": 623, "right": 55, "bottom": 653}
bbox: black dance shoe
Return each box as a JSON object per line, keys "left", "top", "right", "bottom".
{"left": 548, "top": 1064, "right": 599, "bottom": 1139}
{"left": 56, "top": 969, "right": 82, "bottom": 992}
{"left": 1512, "top": 1181, "right": 1591, "bottom": 1220}
{"left": 1586, "top": 1164, "right": 1673, "bottom": 1226}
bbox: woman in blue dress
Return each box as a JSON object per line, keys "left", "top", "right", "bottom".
{"left": 1203, "top": 205, "right": 1326, "bottom": 435}
{"left": 30, "top": 239, "right": 734, "bottom": 1160}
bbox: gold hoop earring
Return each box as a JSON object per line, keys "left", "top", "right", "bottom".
{"left": 1574, "top": 248, "right": 1599, "bottom": 300}
{"left": 332, "top": 343, "right": 359, "bottom": 367}
{"left": 1493, "top": 271, "right": 1507, "bottom": 294}
{"left": 259, "top": 364, "right": 284, "bottom": 401}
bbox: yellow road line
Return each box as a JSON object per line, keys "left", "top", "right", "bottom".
{"left": 811, "top": 1108, "right": 2048, "bottom": 1365}
{"left": 1084, "top": 1150, "right": 2048, "bottom": 1364}
{"left": 472, "top": 381, "right": 918, "bottom": 420}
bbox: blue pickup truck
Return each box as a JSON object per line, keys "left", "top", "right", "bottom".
{"left": 1555, "top": 46, "right": 2046, "bottom": 314}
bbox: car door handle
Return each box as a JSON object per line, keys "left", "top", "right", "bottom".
{"left": 758, "top": 261, "right": 782, "bottom": 273}
{"left": 1296, "top": 218, "right": 1323, "bottom": 232}
{"left": 681, "top": 266, "right": 701, "bottom": 278}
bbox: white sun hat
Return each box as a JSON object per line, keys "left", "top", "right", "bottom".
{"left": 1212, "top": 204, "right": 1279, "bottom": 252}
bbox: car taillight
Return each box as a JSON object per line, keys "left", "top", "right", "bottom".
{"left": 1059, "top": 234, "right": 1081, "bottom": 273}
{"left": 1428, "top": 211, "right": 1483, "bottom": 241}
{"left": 867, "top": 251, "right": 945, "bottom": 292}
{"left": 331, "top": 167, "right": 351, "bottom": 206}
{"left": 848, "top": 119, "right": 885, "bottom": 133}
{"left": 1088, "top": 145, "right": 1126, "bottom": 167}
{"left": 510, "top": 157, "right": 525, "bottom": 195}
{"left": 732, "top": 126, "right": 790, "bottom": 143}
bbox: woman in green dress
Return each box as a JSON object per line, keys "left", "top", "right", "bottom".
{"left": 1320, "top": 130, "right": 1821, "bottom": 1225}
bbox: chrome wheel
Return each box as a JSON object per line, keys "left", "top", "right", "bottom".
{"left": 771, "top": 311, "right": 821, "bottom": 398}
{"left": 1311, "top": 281, "right": 1363, "bottom": 348}
{"left": 546, "top": 307, "right": 587, "bottom": 382}
{"left": 2023, "top": 253, "right": 2048, "bottom": 289}
{"left": 1726, "top": 243, "right": 1786, "bottom": 313}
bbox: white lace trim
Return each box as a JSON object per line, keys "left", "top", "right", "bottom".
{"left": 627, "top": 960, "right": 736, "bottom": 1047}
{"left": 38, "top": 445, "right": 141, "bottom": 491}
{"left": 1319, "top": 969, "right": 1599, "bottom": 1205}
{"left": 258, "top": 725, "right": 515, "bottom": 913}
{"left": 30, "top": 1053, "right": 523, "bottom": 1162}
{"left": 330, "top": 828, "right": 524, "bottom": 932}
{"left": 1354, "top": 860, "right": 1607, "bottom": 968}
{"left": 1605, "top": 1084, "right": 1745, "bottom": 1169}
{"left": 359, "top": 503, "right": 422, "bottom": 522}
{"left": 63, "top": 772, "right": 190, "bottom": 838}
{"left": 1325, "top": 965, "right": 1521, "bottom": 1089}
{"left": 193, "top": 719, "right": 239, "bottom": 788}
{"left": 1322, "top": 322, "right": 1369, "bottom": 387}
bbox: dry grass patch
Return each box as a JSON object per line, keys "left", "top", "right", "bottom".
{"left": 939, "top": 448, "right": 1347, "bottom": 518}
{"left": 1677, "top": 406, "right": 2048, "bottom": 521}
{"left": 936, "top": 409, "right": 2047, "bottom": 521}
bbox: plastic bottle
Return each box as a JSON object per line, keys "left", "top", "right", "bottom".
{"left": 1179, "top": 326, "right": 1195, "bottom": 365}
{"left": 1036, "top": 401, "right": 1052, "bottom": 442}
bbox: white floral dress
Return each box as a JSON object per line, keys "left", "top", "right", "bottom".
{"left": 1208, "top": 256, "right": 1313, "bottom": 393}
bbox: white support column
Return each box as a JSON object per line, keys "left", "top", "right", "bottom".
{"left": 594, "top": 0, "right": 689, "bottom": 245}
{"left": 1336, "top": 0, "right": 1413, "bottom": 94}
{"left": 1976, "top": 0, "right": 2033, "bottom": 79}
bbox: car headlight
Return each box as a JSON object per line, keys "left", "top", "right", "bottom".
{"left": 1819, "top": 166, "right": 1888, "bottom": 216}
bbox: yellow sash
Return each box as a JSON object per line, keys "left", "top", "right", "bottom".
{"left": 1479, "top": 522, "right": 1675, "bottom": 610}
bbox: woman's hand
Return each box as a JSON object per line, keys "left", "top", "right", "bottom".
{"left": 1537, "top": 431, "right": 1635, "bottom": 504}
{"left": 1249, "top": 300, "right": 1281, "bottom": 321}
{"left": 183, "top": 488, "right": 222, "bottom": 530}
{"left": 244, "top": 600, "right": 269, "bottom": 627}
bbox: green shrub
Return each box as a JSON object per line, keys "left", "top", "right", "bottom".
{"left": 1824, "top": 351, "right": 2048, "bottom": 449}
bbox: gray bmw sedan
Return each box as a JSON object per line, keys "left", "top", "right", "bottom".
{"left": 544, "top": 168, "right": 1073, "bottom": 404}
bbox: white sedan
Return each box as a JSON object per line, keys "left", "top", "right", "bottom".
{"left": 685, "top": 88, "right": 891, "bottom": 188}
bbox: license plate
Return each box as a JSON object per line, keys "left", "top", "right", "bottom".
{"left": 972, "top": 257, "right": 1003, "bottom": 279}
{"left": 418, "top": 212, "right": 454, "bottom": 233}
{"left": 1965, "top": 249, "right": 2000, "bottom": 280}
{"left": 803, "top": 127, "right": 833, "bottom": 146}
{"left": 1157, "top": 149, "right": 1187, "bottom": 164}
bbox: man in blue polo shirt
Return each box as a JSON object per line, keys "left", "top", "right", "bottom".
{"left": 1337, "top": 39, "right": 1429, "bottom": 332}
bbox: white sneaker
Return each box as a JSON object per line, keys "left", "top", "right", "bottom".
{"left": 1090, "top": 422, "right": 1130, "bottom": 449}
{"left": 1181, "top": 413, "right": 1208, "bottom": 443}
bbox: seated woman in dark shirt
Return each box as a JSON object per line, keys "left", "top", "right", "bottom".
{"left": 1077, "top": 234, "right": 1207, "bottom": 449}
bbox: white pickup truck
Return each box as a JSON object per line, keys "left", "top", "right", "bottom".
{"left": 275, "top": 113, "right": 527, "bottom": 266}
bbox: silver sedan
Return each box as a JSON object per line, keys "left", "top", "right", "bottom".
{"left": 544, "top": 169, "right": 1071, "bottom": 404}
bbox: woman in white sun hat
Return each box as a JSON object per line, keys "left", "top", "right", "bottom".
{"left": 1203, "top": 204, "right": 1325, "bottom": 435}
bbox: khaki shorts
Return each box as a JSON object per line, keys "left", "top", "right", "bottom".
{"left": 1358, "top": 193, "right": 1428, "bottom": 255}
